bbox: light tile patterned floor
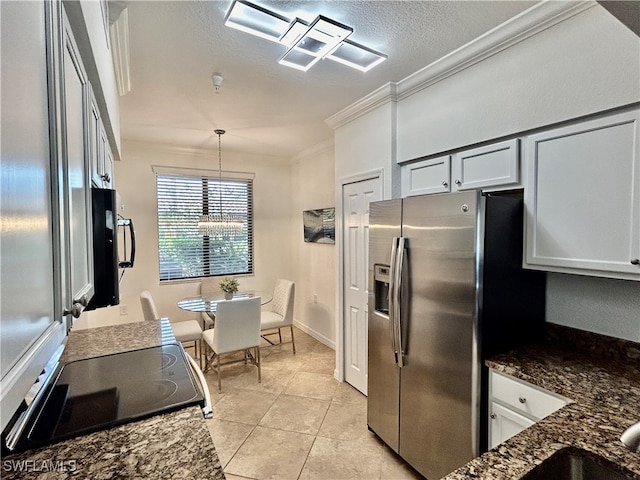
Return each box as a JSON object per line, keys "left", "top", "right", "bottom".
{"left": 201, "top": 327, "right": 424, "bottom": 480}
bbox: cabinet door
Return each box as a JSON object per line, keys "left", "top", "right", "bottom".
{"left": 100, "top": 125, "right": 113, "bottom": 187}
{"left": 524, "top": 109, "right": 640, "bottom": 280}
{"left": 401, "top": 155, "right": 451, "bottom": 196}
{"left": 62, "top": 16, "right": 94, "bottom": 308}
{"left": 489, "top": 401, "right": 535, "bottom": 450}
{"left": 88, "top": 88, "right": 102, "bottom": 187}
{"left": 451, "top": 139, "right": 519, "bottom": 192}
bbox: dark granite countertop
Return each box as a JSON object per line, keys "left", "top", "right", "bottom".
{"left": 3, "top": 320, "right": 225, "bottom": 480}
{"left": 444, "top": 325, "right": 640, "bottom": 480}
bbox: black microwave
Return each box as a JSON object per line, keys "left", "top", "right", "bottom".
{"left": 86, "top": 188, "right": 135, "bottom": 311}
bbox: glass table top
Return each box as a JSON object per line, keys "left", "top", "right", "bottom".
{"left": 177, "top": 290, "right": 271, "bottom": 313}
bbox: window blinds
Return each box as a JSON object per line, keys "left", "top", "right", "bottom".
{"left": 156, "top": 173, "right": 254, "bottom": 281}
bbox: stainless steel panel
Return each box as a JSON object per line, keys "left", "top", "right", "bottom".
{"left": 367, "top": 199, "right": 401, "bottom": 452}
{"left": 399, "top": 191, "right": 480, "bottom": 479}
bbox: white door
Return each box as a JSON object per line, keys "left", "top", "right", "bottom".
{"left": 342, "top": 177, "right": 382, "bottom": 394}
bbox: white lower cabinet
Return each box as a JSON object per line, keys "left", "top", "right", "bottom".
{"left": 488, "top": 369, "right": 568, "bottom": 449}
{"left": 523, "top": 108, "right": 640, "bottom": 280}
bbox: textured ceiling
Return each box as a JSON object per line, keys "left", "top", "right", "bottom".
{"left": 118, "top": 0, "right": 537, "bottom": 159}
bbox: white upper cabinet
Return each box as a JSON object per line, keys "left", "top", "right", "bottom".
{"left": 401, "top": 155, "right": 451, "bottom": 197}
{"left": 523, "top": 109, "right": 640, "bottom": 280}
{"left": 451, "top": 139, "right": 519, "bottom": 192}
{"left": 401, "top": 138, "right": 520, "bottom": 197}
{"left": 62, "top": 13, "right": 94, "bottom": 309}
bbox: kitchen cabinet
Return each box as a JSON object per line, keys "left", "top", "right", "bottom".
{"left": 62, "top": 11, "right": 94, "bottom": 311}
{"left": 488, "top": 369, "right": 568, "bottom": 449}
{"left": 401, "top": 139, "right": 519, "bottom": 197}
{"left": 401, "top": 155, "right": 451, "bottom": 196}
{"left": 451, "top": 139, "right": 519, "bottom": 192}
{"left": 88, "top": 87, "right": 114, "bottom": 188}
{"left": 523, "top": 109, "right": 640, "bottom": 281}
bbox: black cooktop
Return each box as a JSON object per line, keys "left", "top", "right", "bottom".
{"left": 23, "top": 344, "right": 203, "bottom": 448}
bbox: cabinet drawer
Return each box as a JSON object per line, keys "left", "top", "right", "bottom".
{"left": 490, "top": 370, "right": 567, "bottom": 420}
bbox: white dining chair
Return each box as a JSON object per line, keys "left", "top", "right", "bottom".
{"left": 139, "top": 290, "right": 203, "bottom": 365}
{"left": 202, "top": 296, "right": 261, "bottom": 392}
{"left": 260, "top": 279, "right": 295, "bottom": 354}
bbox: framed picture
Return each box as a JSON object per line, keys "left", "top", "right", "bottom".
{"left": 303, "top": 208, "right": 335, "bottom": 244}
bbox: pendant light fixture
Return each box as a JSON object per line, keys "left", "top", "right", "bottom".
{"left": 198, "top": 129, "right": 245, "bottom": 236}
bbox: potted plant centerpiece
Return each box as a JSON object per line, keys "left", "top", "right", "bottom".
{"left": 219, "top": 277, "right": 239, "bottom": 300}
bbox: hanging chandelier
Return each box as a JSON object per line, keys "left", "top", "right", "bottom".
{"left": 198, "top": 129, "right": 245, "bottom": 237}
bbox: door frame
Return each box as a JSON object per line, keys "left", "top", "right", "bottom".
{"left": 335, "top": 168, "right": 384, "bottom": 383}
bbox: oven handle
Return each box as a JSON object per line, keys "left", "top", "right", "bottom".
{"left": 185, "top": 353, "right": 213, "bottom": 419}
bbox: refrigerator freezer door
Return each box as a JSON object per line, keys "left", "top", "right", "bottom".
{"left": 367, "top": 199, "right": 402, "bottom": 452}
{"left": 399, "top": 191, "right": 480, "bottom": 479}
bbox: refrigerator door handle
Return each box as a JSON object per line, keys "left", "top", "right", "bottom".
{"left": 395, "top": 237, "right": 406, "bottom": 368}
{"left": 389, "top": 237, "right": 399, "bottom": 364}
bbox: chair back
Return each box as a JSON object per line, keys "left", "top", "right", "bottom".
{"left": 139, "top": 290, "right": 160, "bottom": 321}
{"left": 270, "top": 279, "right": 295, "bottom": 325}
{"left": 214, "top": 297, "right": 261, "bottom": 354}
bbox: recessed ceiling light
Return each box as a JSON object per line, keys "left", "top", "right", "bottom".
{"left": 224, "top": 0, "right": 387, "bottom": 73}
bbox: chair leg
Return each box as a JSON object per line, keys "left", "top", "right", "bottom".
{"left": 217, "top": 354, "right": 222, "bottom": 392}
{"left": 278, "top": 328, "right": 282, "bottom": 344}
{"left": 256, "top": 346, "right": 261, "bottom": 383}
{"left": 290, "top": 325, "right": 296, "bottom": 354}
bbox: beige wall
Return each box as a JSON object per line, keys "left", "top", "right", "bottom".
{"left": 290, "top": 142, "right": 337, "bottom": 347}
{"left": 79, "top": 138, "right": 339, "bottom": 348}
{"left": 78, "top": 139, "right": 294, "bottom": 329}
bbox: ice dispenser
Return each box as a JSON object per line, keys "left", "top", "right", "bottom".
{"left": 374, "top": 264, "right": 391, "bottom": 315}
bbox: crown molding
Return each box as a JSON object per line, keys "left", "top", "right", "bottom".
{"left": 325, "top": 0, "right": 597, "bottom": 129}
{"left": 109, "top": 7, "right": 131, "bottom": 96}
{"left": 325, "top": 82, "right": 398, "bottom": 130}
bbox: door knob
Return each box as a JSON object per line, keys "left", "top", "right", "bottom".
{"left": 442, "top": 181, "right": 448, "bottom": 187}
{"left": 631, "top": 259, "right": 640, "bottom": 266}
{"left": 454, "top": 179, "right": 462, "bottom": 185}
{"left": 490, "top": 412, "right": 496, "bottom": 419}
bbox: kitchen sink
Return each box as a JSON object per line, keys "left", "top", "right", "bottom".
{"left": 521, "top": 447, "right": 637, "bottom": 480}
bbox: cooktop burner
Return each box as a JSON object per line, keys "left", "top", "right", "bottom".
{"left": 23, "top": 344, "right": 203, "bottom": 449}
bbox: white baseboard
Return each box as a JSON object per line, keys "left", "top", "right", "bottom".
{"left": 293, "top": 319, "right": 335, "bottom": 350}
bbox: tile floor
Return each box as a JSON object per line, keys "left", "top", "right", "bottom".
{"left": 200, "top": 327, "right": 424, "bottom": 480}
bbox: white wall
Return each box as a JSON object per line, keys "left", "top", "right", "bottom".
{"left": 396, "top": 4, "right": 640, "bottom": 162}
{"left": 78, "top": 139, "right": 293, "bottom": 329}
{"left": 290, "top": 142, "right": 337, "bottom": 347}
{"left": 332, "top": 92, "right": 399, "bottom": 199}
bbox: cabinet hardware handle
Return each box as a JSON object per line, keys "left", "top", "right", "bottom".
{"left": 631, "top": 259, "right": 640, "bottom": 265}
{"left": 101, "top": 173, "right": 111, "bottom": 182}
{"left": 63, "top": 303, "right": 82, "bottom": 318}
{"left": 490, "top": 413, "right": 496, "bottom": 419}
{"left": 442, "top": 181, "right": 448, "bottom": 187}
{"left": 455, "top": 179, "right": 462, "bottom": 185}
{"left": 519, "top": 397, "right": 526, "bottom": 404}
{"left": 73, "top": 294, "right": 89, "bottom": 307}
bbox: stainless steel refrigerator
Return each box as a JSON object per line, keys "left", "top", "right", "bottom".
{"left": 367, "top": 190, "right": 545, "bottom": 479}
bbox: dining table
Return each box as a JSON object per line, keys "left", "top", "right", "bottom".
{"left": 177, "top": 290, "right": 272, "bottom": 327}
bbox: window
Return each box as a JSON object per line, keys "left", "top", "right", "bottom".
{"left": 156, "top": 171, "right": 254, "bottom": 282}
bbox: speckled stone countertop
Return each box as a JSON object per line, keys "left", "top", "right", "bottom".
{"left": 2, "top": 320, "right": 225, "bottom": 480}
{"left": 444, "top": 325, "right": 640, "bottom": 480}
